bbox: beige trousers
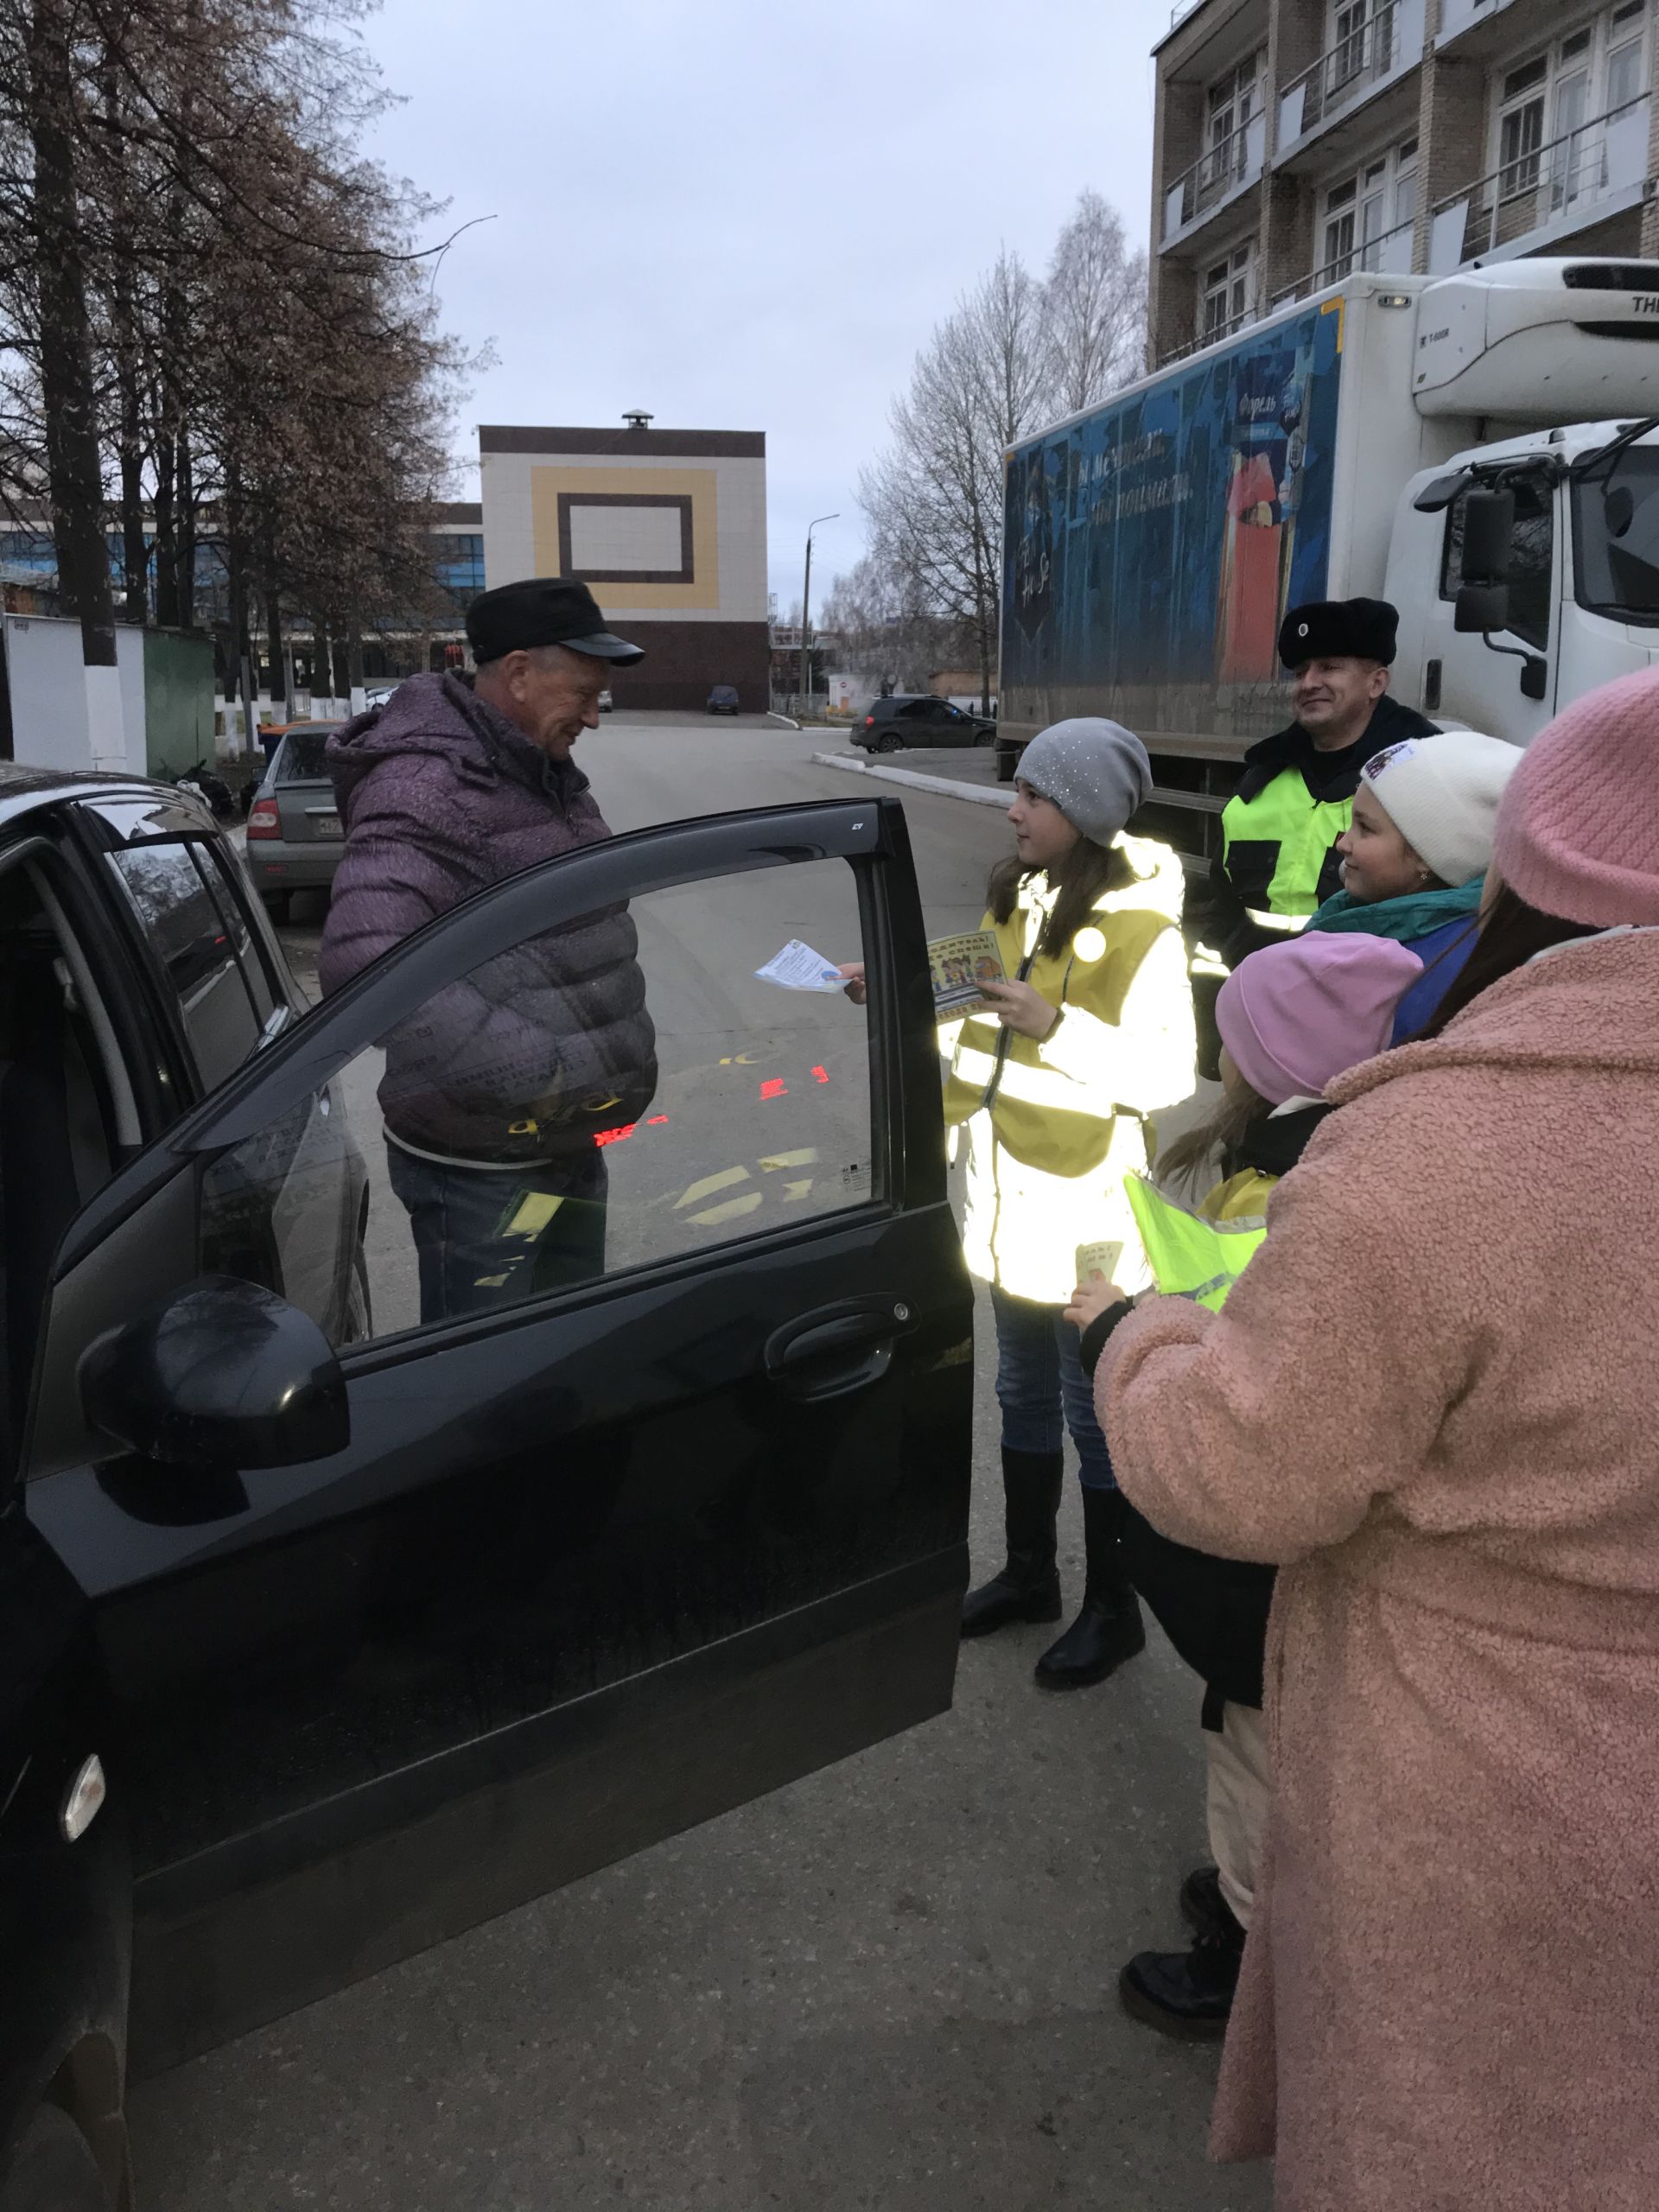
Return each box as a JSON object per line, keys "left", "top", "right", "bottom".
{"left": 1205, "top": 1700, "right": 1271, "bottom": 1930}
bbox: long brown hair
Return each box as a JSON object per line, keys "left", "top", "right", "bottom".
{"left": 1411, "top": 885, "right": 1598, "bottom": 1040}
{"left": 1155, "top": 1076, "right": 1273, "bottom": 1194}
{"left": 988, "top": 837, "right": 1135, "bottom": 963}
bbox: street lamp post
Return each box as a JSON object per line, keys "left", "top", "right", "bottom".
{"left": 800, "top": 512, "right": 838, "bottom": 713}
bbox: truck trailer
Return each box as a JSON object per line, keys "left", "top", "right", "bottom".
{"left": 998, "top": 257, "right": 1659, "bottom": 865}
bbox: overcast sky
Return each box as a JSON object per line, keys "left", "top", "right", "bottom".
{"left": 359, "top": 0, "right": 1177, "bottom": 609}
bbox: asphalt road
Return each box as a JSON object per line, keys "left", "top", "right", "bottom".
{"left": 129, "top": 717, "right": 1263, "bottom": 2211}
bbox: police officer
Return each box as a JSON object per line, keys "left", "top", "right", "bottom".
{"left": 1201, "top": 596, "right": 1438, "bottom": 983}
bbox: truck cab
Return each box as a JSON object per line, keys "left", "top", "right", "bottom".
{"left": 1387, "top": 419, "right": 1659, "bottom": 742}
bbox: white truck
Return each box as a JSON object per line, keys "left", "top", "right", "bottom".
{"left": 998, "top": 257, "right": 1659, "bottom": 859}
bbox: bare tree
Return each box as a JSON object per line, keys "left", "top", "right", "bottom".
{"left": 1042, "top": 188, "right": 1147, "bottom": 418}
{"left": 860, "top": 248, "right": 1052, "bottom": 713}
{"left": 853, "top": 192, "right": 1147, "bottom": 717}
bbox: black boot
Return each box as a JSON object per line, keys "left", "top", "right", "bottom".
{"left": 1119, "top": 1916, "right": 1246, "bottom": 2042}
{"left": 1033, "top": 1484, "right": 1146, "bottom": 1688}
{"left": 960, "top": 1447, "right": 1064, "bottom": 1638}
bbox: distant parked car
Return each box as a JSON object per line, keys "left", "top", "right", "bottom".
{"left": 598, "top": 688, "right": 613, "bottom": 714}
{"left": 853, "top": 695, "right": 995, "bottom": 754}
{"left": 707, "top": 684, "right": 740, "bottom": 715}
{"left": 244, "top": 722, "right": 346, "bottom": 921}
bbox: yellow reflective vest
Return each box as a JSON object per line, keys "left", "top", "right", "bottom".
{"left": 941, "top": 834, "right": 1195, "bottom": 1303}
{"left": 1219, "top": 768, "right": 1351, "bottom": 931}
{"left": 1122, "top": 1170, "right": 1271, "bottom": 1312}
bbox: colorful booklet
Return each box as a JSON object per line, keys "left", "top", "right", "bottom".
{"left": 927, "top": 930, "right": 1007, "bottom": 1014}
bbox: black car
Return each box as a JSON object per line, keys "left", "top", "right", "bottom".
{"left": 706, "top": 684, "right": 740, "bottom": 715}
{"left": 853, "top": 696, "right": 995, "bottom": 754}
{"left": 0, "top": 767, "right": 970, "bottom": 2207}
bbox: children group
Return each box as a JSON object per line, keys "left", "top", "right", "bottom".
{"left": 901, "top": 667, "right": 1659, "bottom": 2212}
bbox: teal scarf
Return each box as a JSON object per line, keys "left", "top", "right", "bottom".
{"left": 1305, "top": 874, "right": 1484, "bottom": 944}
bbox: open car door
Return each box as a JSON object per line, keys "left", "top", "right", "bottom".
{"left": 22, "top": 797, "right": 973, "bottom": 2071}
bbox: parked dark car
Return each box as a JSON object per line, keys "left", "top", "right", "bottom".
{"left": 853, "top": 696, "right": 995, "bottom": 754}
{"left": 0, "top": 766, "right": 970, "bottom": 2207}
{"left": 706, "top": 684, "right": 740, "bottom": 715}
{"left": 243, "top": 723, "right": 346, "bottom": 922}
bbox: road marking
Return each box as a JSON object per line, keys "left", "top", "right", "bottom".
{"left": 689, "top": 1190, "right": 765, "bottom": 1227}
{"left": 676, "top": 1165, "right": 750, "bottom": 1210}
{"left": 759, "top": 1148, "right": 817, "bottom": 1171}
{"left": 781, "top": 1179, "right": 814, "bottom": 1202}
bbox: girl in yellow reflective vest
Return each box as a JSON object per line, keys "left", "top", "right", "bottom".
{"left": 944, "top": 719, "right": 1195, "bottom": 1689}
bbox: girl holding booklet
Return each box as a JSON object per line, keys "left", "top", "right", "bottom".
{"left": 851, "top": 717, "right": 1196, "bottom": 1689}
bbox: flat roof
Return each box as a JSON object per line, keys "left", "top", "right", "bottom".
{"left": 479, "top": 425, "right": 765, "bottom": 460}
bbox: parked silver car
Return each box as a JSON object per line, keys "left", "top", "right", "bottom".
{"left": 245, "top": 723, "right": 345, "bottom": 921}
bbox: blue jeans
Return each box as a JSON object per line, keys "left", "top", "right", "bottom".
{"left": 385, "top": 1145, "right": 607, "bottom": 1325}
{"left": 991, "top": 1283, "right": 1115, "bottom": 1491}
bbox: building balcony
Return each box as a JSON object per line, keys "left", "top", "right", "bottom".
{"left": 1275, "top": 0, "right": 1426, "bottom": 167}
{"left": 1162, "top": 110, "right": 1268, "bottom": 248}
{"left": 1434, "top": 0, "right": 1522, "bottom": 50}
{"left": 1158, "top": 304, "right": 1257, "bottom": 367}
{"left": 1269, "top": 217, "right": 1416, "bottom": 308}
{"left": 1429, "top": 94, "right": 1650, "bottom": 270}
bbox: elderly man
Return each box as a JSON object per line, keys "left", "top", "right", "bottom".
{"left": 320, "top": 578, "right": 657, "bottom": 1322}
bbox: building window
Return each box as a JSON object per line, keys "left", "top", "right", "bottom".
{"left": 1330, "top": 0, "right": 1375, "bottom": 88}
{"left": 1322, "top": 176, "right": 1358, "bottom": 283}
{"left": 1321, "top": 137, "right": 1418, "bottom": 279}
{"left": 1201, "top": 243, "right": 1255, "bottom": 341}
{"left": 1203, "top": 52, "right": 1262, "bottom": 191}
{"left": 1491, "top": 9, "right": 1650, "bottom": 213}
{"left": 432, "top": 531, "right": 485, "bottom": 607}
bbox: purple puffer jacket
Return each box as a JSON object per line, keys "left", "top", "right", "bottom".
{"left": 318, "top": 673, "right": 656, "bottom": 1166}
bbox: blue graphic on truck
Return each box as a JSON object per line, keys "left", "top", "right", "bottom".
{"left": 1003, "top": 299, "right": 1344, "bottom": 715}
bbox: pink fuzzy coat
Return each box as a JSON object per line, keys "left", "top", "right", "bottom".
{"left": 1097, "top": 927, "right": 1659, "bottom": 2211}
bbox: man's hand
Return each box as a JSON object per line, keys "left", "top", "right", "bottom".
{"left": 1063, "top": 1275, "right": 1130, "bottom": 1331}
{"left": 976, "top": 978, "right": 1058, "bottom": 1039}
{"left": 837, "top": 962, "right": 867, "bottom": 1006}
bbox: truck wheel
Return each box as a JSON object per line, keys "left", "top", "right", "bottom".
{"left": 995, "top": 749, "right": 1016, "bottom": 784}
{"left": 0, "top": 2105, "right": 110, "bottom": 2212}
{"left": 261, "top": 889, "right": 290, "bottom": 925}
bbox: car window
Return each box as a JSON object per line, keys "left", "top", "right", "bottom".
{"left": 0, "top": 852, "right": 130, "bottom": 1470}
{"left": 898, "top": 700, "right": 935, "bottom": 721}
{"left": 191, "top": 839, "right": 282, "bottom": 1024}
{"left": 276, "top": 730, "right": 337, "bottom": 783}
{"left": 107, "top": 842, "right": 264, "bottom": 1091}
{"left": 199, "top": 855, "right": 877, "bottom": 1346}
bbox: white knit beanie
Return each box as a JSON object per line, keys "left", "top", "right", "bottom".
{"left": 1359, "top": 730, "right": 1521, "bottom": 888}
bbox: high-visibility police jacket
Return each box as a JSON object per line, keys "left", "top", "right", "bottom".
{"left": 1205, "top": 696, "right": 1438, "bottom": 973}
{"left": 940, "top": 834, "right": 1194, "bottom": 1304}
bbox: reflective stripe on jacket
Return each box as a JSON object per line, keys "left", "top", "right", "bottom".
{"left": 941, "top": 833, "right": 1195, "bottom": 1303}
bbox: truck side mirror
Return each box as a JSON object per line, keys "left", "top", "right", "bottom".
{"left": 1459, "top": 488, "right": 1516, "bottom": 582}
{"left": 1453, "top": 582, "right": 1510, "bottom": 633}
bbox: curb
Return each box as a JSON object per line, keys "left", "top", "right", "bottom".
{"left": 810, "top": 751, "right": 1010, "bottom": 810}
{"left": 768, "top": 710, "right": 801, "bottom": 730}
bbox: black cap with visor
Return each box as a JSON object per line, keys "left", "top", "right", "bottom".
{"left": 466, "top": 578, "right": 645, "bottom": 667}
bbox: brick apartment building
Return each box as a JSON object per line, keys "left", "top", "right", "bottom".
{"left": 1149, "top": 0, "right": 1657, "bottom": 369}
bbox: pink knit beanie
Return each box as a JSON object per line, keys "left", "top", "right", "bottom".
{"left": 1491, "top": 667, "right": 1659, "bottom": 927}
{"left": 1218, "top": 933, "right": 1424, "bottom": 1105}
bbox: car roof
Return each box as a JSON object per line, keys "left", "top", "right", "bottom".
{"left": 0, "top": 762, "right": 219, "bottom": 836}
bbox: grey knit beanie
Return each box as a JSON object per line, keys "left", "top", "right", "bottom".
{"left": 1015, "top": 717, "right": 1152, "bottom": 846}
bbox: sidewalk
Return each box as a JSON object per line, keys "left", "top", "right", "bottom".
{"left": 810, "top": 745, "right": 1009, "bottom": 811}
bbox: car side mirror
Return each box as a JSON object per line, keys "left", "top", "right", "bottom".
{"left": 79, "top": 1275, "right": 349, "bottom": 1472}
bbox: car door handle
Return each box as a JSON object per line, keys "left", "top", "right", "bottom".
{"left": 763, "top": 1296, "right": 915, "bottom": 1402}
